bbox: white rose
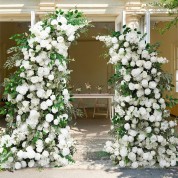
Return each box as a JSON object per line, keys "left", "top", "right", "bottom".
{"left": 15, "top": 162, "right": 21, "bottom": 169}
{"left": 37, "top": 89, "right": 45, "bottom": 98}
{"left": 145, "top": 88, "right": 151, "bottom": 95}
{"left": 16, "top": 94, "right": 23, "bottom": 102}
{"left": 119, "top": 48, "right": 125, "bottom": 55}
{"left": 132, "top": 162, "right": 138, "bottom": 168}
{"left": 129, "top": 83, "right": 135, "bottom": 90}
{"left": 120, "top": 148, "right": 127, "bottom": 157}
{"left": 42, "top": 150, "right": 49, "bottom": 157}
{"left": 52, "top": 107, "right": 58, "bottom": 113}
{"left": 146, "top": 127, "right": 152, "bottom": 133}
{"left": 31, "top": 76, "right": 39, "bottom": 84}
{"left": 138, "top": 134, "right": 145, "bottom": 141}
{"left": 51, "top": 19, "right": 58, "bottom": 25}
{"left": 28, "top": 160, "right": 35, "bottom": 168}
{"left": 46, "top": 113, "right": 54, "bottom": 122}
{"left": 62, "top": 147, "right": 70, "bottom": 156}
{"left": 54, "top": 119, "right": 59, "bottom": 125}
{"left": 149, "top": 81, "right": 157, "bottom": 89}
{"left": 124, "top": 123, "right": 130, "bottom": 130}
{"left": 144, "top": 61, "right": 152, "bottom": 69}
{"left": 131, "top": 68, "right": 142, "bottom": 77}
{"left": 119, "top": 35, "right": 124, "bottom": 40}
{"left": 68, "top": 35, "right": 75, "bottom": 41}
{"left": 46, "top": 99, "right": 53, "bottom": 106}
{"left": 48, "top": 74, "right": 54, "bottom": 81}
{"left": 40, "top": 101, "right": 48, "bottom": 110}
{"left": 111, "top": 37, "right": 118, "bottom": 44}
{"left": 151, "top": 68, "right": 157, "bottom": 74}
{"left": 136, "top": 60, "right": 143, "bottom": 67}
{"left": 149, "top": 115, "right": 155, "bottom": 122}
{"left": 141, "top": 79, "right": 148, "bottom": 88}
{"left": 128, "top": 152, "right": 136, "bottom": 161}
{"left": 119, "top": 161, "right": 125, "bottom": 167}
{"left": 130, "top": 61, "right": 135, "bottom": 67}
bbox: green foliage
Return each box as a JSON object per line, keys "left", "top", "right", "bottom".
{"left": 151, "top": 0, "right": 178, "bottom": 34}
{"left": 4, "top": 33, "right": 28, "bottom": 70}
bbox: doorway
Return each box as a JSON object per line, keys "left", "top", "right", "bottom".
{"left": 68, "top": 22, "right": 115, "bottom": 162}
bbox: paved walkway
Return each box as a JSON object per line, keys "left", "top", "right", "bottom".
{"left": 0, "top": 114, "right": 178, "bottom": 178}
{"left": 0, "top": 165, "right": 178, "bottom": 178}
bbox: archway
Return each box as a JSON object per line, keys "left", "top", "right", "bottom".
{"left": 0, "top": 9, "right": 177, "bottom": 170}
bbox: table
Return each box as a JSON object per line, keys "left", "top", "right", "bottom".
{"left": 72, "top": 93, "right": 114, "bottom": 119}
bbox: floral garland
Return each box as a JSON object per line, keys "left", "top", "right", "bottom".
{"left": 97, "top": 26, "right": 178, "bottom": 168}
{"left": 0, "top": 9, "right": 89, "bottom": 170}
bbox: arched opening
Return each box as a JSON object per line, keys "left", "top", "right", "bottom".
{"left": 68, "top": 22, "right": 115, "bottom": 161}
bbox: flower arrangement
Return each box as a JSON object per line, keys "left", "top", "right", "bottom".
{"left": 107, "top": 85, "right": 112, "bottom": 94}
{"left": 85, "top": 82, "right": 91, "bottom": 93}
{"left": 97, "top": 26, "right": 178, "bottom": 168}
{"left": 76, "top": 87, "right": 82, "bottom": 94}
{"left": 0, "top": 9, "right": 89, "bottom": 170}
{"left": 96, "top": 85, "right": 103, "bottom": 93}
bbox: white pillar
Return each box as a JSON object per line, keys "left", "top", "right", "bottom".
{"left": 145, "top": 11, "right": 150, "bottom": 43}
{"left": 31, "top": 11, "right": 36, "bottom": 27}
{"left": 122, "top": 10, "right": 126, "bottom": 26}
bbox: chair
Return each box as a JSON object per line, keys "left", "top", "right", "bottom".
{"left": 93, "top": 98, "right": 109, "bottom": 118}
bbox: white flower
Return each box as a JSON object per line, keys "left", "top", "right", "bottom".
{"left": 143, "top": 152, "right": 150, "bottom": 160}
{"left": 62, "top": 147, "right": 70, "bottom": 156}
{"left": 129, "top": 83, "right": 135, "bottom": 90}
{"left": 142, "top": 50, "right": 149, "bottom": 59}
{"left": 120, "top": 148, "right": 127, "bottom": 157}
{"left": 111, "top": 37, "right": 118, "bottom": 44}
{"left": 31, "top": 76, "right": 39, "bottom": 84}
{"left": 141, "top": 79, "right": 148, "bottom": 88}
{"left": 15, "top": 162, "right": 22, "bottom": 169}
{"left": 124, "top": 42, "right": 129, "bottom": 47}
{"left": 119, "top": 48, "right": 125, "bottom": 55}
{"left": 52, "top": 107, "right": 58, "bottom": 113}
{"left": 28, "top": 160, "right": 35, "bottom": 168}
{"left": 144, "top": 61, "right": 152, "bottom": 69}
{"left": 151, "top": 68, "right": 157, "bottom": 74}
{"left": 37, "top": 89, "right": 45, "bottom": 98}
{"left": 46, "top": 113, "right": 54, "bottom": 122}
{"left": 51, "top": 19, "right": 58, "bottom": 25}
{"left": 145, "top": 88, "right": 151, "bottom": 95}
{"left": 119, "top": 160, "right": 125, "bottom": 167}
{"left": 132, "top": 162, "right": 138, "bottom": 168}
{"left": 146, "top": 127, "right": 152, "bottom": 133}
{"left": 48, "top": 74, "right": 54, "bottom": 81}
{"left": 157, "top": 136, "right": 164, "bottom": 142}
{"left": 124, "top": 123, "right": 130, "bottom": 130}
{"left": 119, "top": 35, "right": 124, "bottom": 40}
{"left": 16, "top": 94, "right": 23, "bottom": 102}
{"left": 131, "top": 68, "right": 142, "bottom": 77}
{"left": 16, "top": 85, "right": 28, "bottom": 95}
{"left": 138, "top": 134, "right": 145, "bottom": 141}
{"left": 68, "top": 35, "right": 75, "bottom": 41}
{"left": 149, "top": 81, "right": 157, "bottom": 89}
{"left": 21, "top": 161, "right": 27, "bottom": 168}
{"left": 54, "top": 119, "right": 59, "bottom": 125}
{"left": 40, "top": 101, "right": 48, "bottom": 110}
{"left": 42, "top": 150, "right": 49, "bottom": 157}
{"left": 128, "top": 152, "right": 136, "bottom": 161}
{"left": 46, "top": 99, "right": 53, "bottom": 106}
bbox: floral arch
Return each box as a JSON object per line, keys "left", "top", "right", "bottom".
{"left": 0, "top": 10, "right": 177, "bottom": 170}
